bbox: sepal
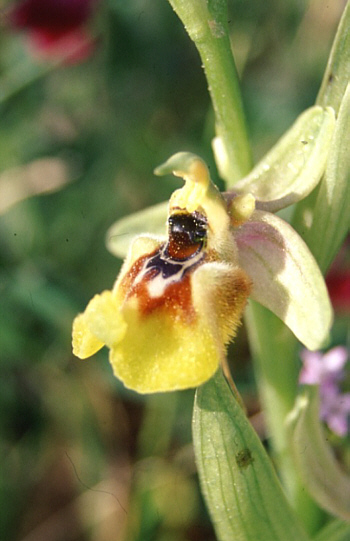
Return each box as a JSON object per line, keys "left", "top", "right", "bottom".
{"left": 293, "top": 84, "right": 350, "bottom": 273}
{"left": 233, "top": 106, "right": 335, "bottom": 212}
{"left": 235, "top": 210, "right": 333, "bottom": 350}
{"left": 106, "top": 201, "right": 168, "bottom": 259}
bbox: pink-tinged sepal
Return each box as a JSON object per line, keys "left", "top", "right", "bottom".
{"left": 235, "top": 210, "right": 333, "bottom": 350}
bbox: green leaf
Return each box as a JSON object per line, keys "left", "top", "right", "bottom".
{"left": 235, "top": 210, "right": 333, "bottom": 350}
{"left": 293, "top": 84, "right": 350, "bottom": 273}
{"left": 287, "top": 387, "right": 350, "bottom": 521}
{"left": 313, "top": 520, "right": 350, "bottom": 541}
{"left": 106, "top": 202, "right": 167, "bottom": 259}
{"left": 316, "top": 2, "right": 350, "bottom": 113}
{"left": 232, "top": 106, "right": 335, "bottom": 212}
{"left": 193, "top": 369, "right": 311, "bottom": 541}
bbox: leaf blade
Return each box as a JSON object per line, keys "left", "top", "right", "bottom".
{"left": 316, "top": 2, "right": 350, "bottom": 113}
{"left": 193, "top": 370, "right": 311, "bottom": 541}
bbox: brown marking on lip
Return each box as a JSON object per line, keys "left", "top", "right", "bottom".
{"left": 119, "top": 248, "right": 160, "bottom": 297}
{"left": 119, "top": 247, "right": 196, "bottom": 322}
{"left": 131, "top": 272, "right": 195, "bottom": 322}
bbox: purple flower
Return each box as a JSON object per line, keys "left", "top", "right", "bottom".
{"left": 319, "top": 384, "right": 350, "bottom": 437}
{"left": 300, "top": 346, "right": 350, "bottom": 437}
{"left": 299, "top": 346, "right": 348, "bottom": 385}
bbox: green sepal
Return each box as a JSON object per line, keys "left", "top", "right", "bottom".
{"left": 233, "top": 106, "right": 335, "bottom": 213}
{"left": 235, "top": 210, "right": 333, "bottom": 351}
{"left": 193, "top": 369, "right": 311, "bottom": 541}
{"left": 293, "top": 84, "right": 350, "bottom": 273}
{"left": 287, "top": 387, "right": 350, "bottom": 521}
{"left": 106, "top": 201, "right": 167, "bottom": 259}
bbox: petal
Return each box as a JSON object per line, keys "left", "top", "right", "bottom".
{"left": 299, "top": 351, "right": 324, "bottom": 385}
{"left": 106, "top": 202, "right": 168, "bottom": 259}
{"left": 324, "top": 411, "right": 349, "bottom": 438}
{"left": 29, "top": 29, "right": 96, "bottom": 64}
{"left": 233, "top": 106, "right": 335, "bottom": 212}
{"left": 235, "top": 210, "right": 333, "bottom": 350}
{"left": 72, "top": 291, "right": 127, "bottom": 358}
{"left": 108, "top": 261, "right": 250, "bottom": 394}
{"left": 322, "top": 346, "right": 348, "bottom": 372}
{"left": 109, "top": 305, "right": 220, "bottom": 393}
{"left": 72, "top": 312, "right": 104, "bottom": 359}
{"left": 191, "top": 261, "right": 251, "bottom": 345}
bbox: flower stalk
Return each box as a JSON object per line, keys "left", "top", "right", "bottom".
{"left": 167, "top": 0, "right": 252, "bottom": 184}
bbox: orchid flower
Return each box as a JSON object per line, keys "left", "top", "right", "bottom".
{"left": 72, "top": 105, "right": 334, "bottom": 394}
{"left": 288, "top": 346, "right": 350, "bottom": 522}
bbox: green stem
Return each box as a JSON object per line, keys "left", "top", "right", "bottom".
{"left": 167, "top": 0, "right": 252, "bottom": 183}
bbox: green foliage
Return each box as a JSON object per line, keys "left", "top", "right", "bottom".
{"left": 1, "top": 1, "right": 349, "bottom": 540}
{"left": 193, "top": 370, "right": 310, "bottom": 541}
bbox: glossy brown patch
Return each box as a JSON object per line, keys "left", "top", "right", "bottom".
{"left": 134, "top": 273, "right": 195, "bottom": 322}
{"left": 166, "top": 211, "right": 207, "bottom": 261}
{"left": 166, "top": 237, "right": 201, "bottom": 260}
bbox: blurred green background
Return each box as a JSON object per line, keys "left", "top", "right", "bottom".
{"left": 0, "top": 1, "right": 348, "bottom": 540}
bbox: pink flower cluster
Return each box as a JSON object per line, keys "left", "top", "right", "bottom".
{"left": 300, "top": 346, "right": 350, "bottom": 436}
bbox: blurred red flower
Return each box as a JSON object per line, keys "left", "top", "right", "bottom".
{"left": 5, "top": 0, "right": 99, "bottom": 63}
{"left": 326, "top": 237, "right": 350, "bottom": 314}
